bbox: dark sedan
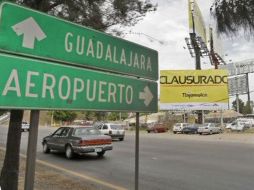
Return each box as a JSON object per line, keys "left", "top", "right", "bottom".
{"left": 42, "top": 126, "right": 113, "bottom": 159}
{"left": 182, "top": 124, "right": 200, "bottom": 134}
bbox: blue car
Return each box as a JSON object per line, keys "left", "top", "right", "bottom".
{"left": 182, "top": 124, "right": 200, "bottom": 134}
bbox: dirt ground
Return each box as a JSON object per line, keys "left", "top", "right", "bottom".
{"left": 0, "top": 149, "right": 110, "bottom": 190}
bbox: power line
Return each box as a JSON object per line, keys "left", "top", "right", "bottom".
{"left": 124, "top": 31, "right": 166, "bottom": 45}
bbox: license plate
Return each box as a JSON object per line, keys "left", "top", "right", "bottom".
{"left": 95, "top": 148, "right": 102, "bottom": 152}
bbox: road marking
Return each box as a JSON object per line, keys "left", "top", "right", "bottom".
{"left": 0, "top": 147, "right": 127, "bottom": 190}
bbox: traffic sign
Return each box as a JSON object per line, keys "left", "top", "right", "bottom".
{"left": 0, "top": 2, "right": 158, "bottom": 80}
{"left": 0, "top": 53, "right": 157, "bottom": 112}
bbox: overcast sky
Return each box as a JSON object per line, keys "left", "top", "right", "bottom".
{"left": 124, "top": 0, "right": 254, "bottom": 105}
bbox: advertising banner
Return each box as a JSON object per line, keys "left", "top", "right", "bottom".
{"left": 160, "top": 70, "right": 229, "bottom": 110}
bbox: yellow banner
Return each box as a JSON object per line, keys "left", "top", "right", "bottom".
{"left": 160, "top": 70, "right": 229, "bottom": 110}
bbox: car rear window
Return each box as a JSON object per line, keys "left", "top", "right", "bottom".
{"left": 110, "top": 125, "right": 123, "bottom": 129}
{"left": 73, "top": 128, "right": 101, "bottom": 136}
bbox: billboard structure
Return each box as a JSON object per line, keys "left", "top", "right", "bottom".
{"left": 185, "top": 0, "right": 209, "bottom": 59}
{"left": 188, "top": 0, "right": 206, "bottom": 44}
{"left": 228, "top": 75, "right": 248, "bottom": 96}
{"left": 219, "top": 59, "right": 254, "bottom": 76}
{"left": 160, "top": 69, "right": 229, "bottom": 110}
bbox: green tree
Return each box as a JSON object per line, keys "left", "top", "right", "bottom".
{"left": 106, "top": 112, "right": 128, "bottom": 121}
{"left": 0, "top": 1, "right": 156, "bottom": 189}
{"left": 232, "top": 98, "right": 245, "bottom": 113}
{"left": 53, "top": 111, "right": 77, "bottom": 123}
{"left": 243, "top": 101, "right": 253, "bottom": 114}
{"left": 15, "top": 0, "right": 156, "bottom": 35}
{"left": 211, "top": 0, "right": 254, "bottom": 36}
{"left": 82, "top": 111, "right": 96, "bottom": 121}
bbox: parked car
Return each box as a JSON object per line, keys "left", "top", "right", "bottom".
{"left": 226, "top": 120, "right": 250, "bottom": 131}
{"left": 146, "top": 123, "right": 168, "bottom": 133}
{"left": 21, "top": 121, "right": 30, "bottom": 132}
{"left": 42, "top": 126, "right": 113, "bottom": 159}
{"left": 96, "top": 123, "right": 125, "bottom": 141}
{"left": 182, "top": 124, "right": 200, "bottom": 134}
{"left": 198, "top": 123, "right": 223, "bottom": 135}
{"left": 172, "top": 123, "right": 189, "bottom": 134}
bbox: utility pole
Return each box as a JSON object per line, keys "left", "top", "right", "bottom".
{"left": 186, "top": 0, "right": 210, "bottom": 124}
{"left": 246, "top": 73, "right": 252, "bottom": 113}
{"left": 190, "top": 6, "right": 203, "bottom": 123}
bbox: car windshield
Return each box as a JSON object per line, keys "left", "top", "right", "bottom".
{"left": 110, "top": 125, "right": 123, "bottom": 129}
{"left": 73, "top": 127, "right": 101, "bottom": 136}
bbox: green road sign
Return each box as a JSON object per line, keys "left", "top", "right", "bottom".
{"left": 0, "top": 53, "right": 157, "bottom": 112}
{"left": 0, "top": 2, "right": 158, "bottom": 80}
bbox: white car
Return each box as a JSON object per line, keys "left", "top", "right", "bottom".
{"left": 198, "top": 123, "right": 222, "bottom": 135}
{"left": 21, "top": 121, "right": 30, "bottom": 132}
{"left": 172, "top": 123, "right": 189, "bottom": 134}
{"left": 226, "top": 120, "right": 250, "bottom": 131}
{"left": 96, "top": 123, "right": 125, "bottom": 141}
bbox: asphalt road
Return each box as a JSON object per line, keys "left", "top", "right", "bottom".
{"left": 1, "top": 125, "right": 254, "bottom": 190}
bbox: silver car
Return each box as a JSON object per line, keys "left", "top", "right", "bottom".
{"left": 96, "top": 123, "right": 125, "bottom": 141}
{"left": 21, "top": 121, "right": 30, "bottom": 132}
{"left": 42, "top": 126, "right": 113, "bottom": 159}
{"left": 198, "top": 123, "right": 223, "bottom": 135}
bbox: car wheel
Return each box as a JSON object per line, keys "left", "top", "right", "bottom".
{"left": 199, "top": 133, "right": 202, "bottom": 135}
{"left": 65, "top": 145, "right": 74, "bottom": 159}
{"left": 97, "top": 151, "right": 105, "bottom": 157}
{"left": 119, "top": 137, "right": 124, "bottom": 141}
{"left": 173, "top": 131, "right": 176, "bottom": 134}
{"left": 43, "top": 142, "right": 50, "bottom": 153}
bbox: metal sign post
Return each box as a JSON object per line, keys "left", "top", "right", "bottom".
{"left": 24, "top": 110, "right": 40, "bottom": 190}
{"left": 135, "top": 112, "right": 140, "bottom": 190}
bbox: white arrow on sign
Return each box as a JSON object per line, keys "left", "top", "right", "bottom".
{"left": 139, "top": 86, "right": 153, "bottom": 106}
{"left": 12, "top": 17, "right": 47, "bottom": 49}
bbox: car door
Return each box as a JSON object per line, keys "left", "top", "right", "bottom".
{"left": 47, "top": 127, "right": 65, "bottom": 150}
{"left": 100, "top": 124, "right": 109, "bottom": 135}
{"left": 56, "top": 127, "right": 71, "bottom": 152}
